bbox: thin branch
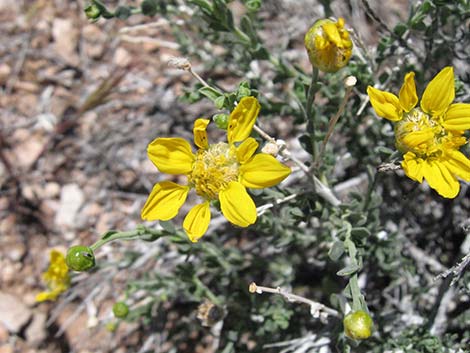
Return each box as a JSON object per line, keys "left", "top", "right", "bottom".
{"left": 256, "top": 193, "right": 298, "bottom": 216}
{"left": 435, "top": 251, "right": 470, "bottom": 286}
{"left": 248, "top": 282, "right": 340, "bottom": 318}
{"left": 315, "top": 76, "right": 356, "bottom": 167}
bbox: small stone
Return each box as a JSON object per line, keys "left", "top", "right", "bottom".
{"left": 44, "top": 182, "right": 61, "bottom": 198}
{"left": 0, "top": 63, "right": 11, "bottom": 85}
{"left": 52, "top": 19, "right": 79, "bottom": 66}
{"left": 12, "top": 133, "right": 45, "bottom": 169}
{"left": 0, "top": 292, "right": 32, "bottom": 333}
{"left": 13, "top": 94, "right": 39, "bottom": 116}
{"left": 113, "top": 47, "right": 131, "bottom": 67}
{"left": 25, "top": 312, "right": 47, "bottom": 347}
{"left": 0, "top": 323, "right": 8, "bottom": 342}
{"left": 82, "top": 25, "right": 106, "bottom": 59}
{"left": 1, "top": 261, "right": 22, "bottom": 284}
{"left": 6, "top": 242, "right": 26, "bottom": 262}
{"left": 0, "top": 345, "right": 14, "bottom": 353}
{"left": 39, "top": 199, "right": 58, "bottom": 218}
{"left": 0, "top": 0, "right": 18, "bottom": 11}
{"left": 55, "top": 184, "right": 84, "bottom": 228}
{"left": 13, "top": 81, "right": 39, "bottom": 93}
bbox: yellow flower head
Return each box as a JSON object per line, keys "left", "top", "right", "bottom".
{"left": 141, "top": 97, "right": 291, "bottom": 242}
{"left": 304, "top": 17, "right": 353, "bottom": 73}
{"left": 36, "top": 249, "right": 71, "bottom": 302}
{"left": 367, "top": 67, "right": 470, "bottom": 198}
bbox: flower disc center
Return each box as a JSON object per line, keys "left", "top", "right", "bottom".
{"left": 188, "top": 142, "right": 239, "bottom": 200}
{"left": 395, "top": 108, "right": 445, "bottom": 157}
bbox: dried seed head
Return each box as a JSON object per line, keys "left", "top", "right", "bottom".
{"left": 167, "top": 57, "right": 192, "bottom": 71}
{"left": 197, "top": 300, "right": 225, "bottom": 327}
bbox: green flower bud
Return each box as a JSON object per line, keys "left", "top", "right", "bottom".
{"left": 84, "top": 4, "right": 101, "bottom": 21}
{"left": 114, "top": 6, "right": 131, "bottom": 20}
{"left": 213, "top": 114, "right": 229, "bottom": 130}
{"left": 141, "top": 0, "right": 158, "bottom": 17}
{"left": 105, "top": 321, "right": 118, "bottom": 332}
{"left": 343, "top": 310, "right": 373, "bottom": 340}
{"left": 112, "top": 302, "right": 129, "bottom": 319}
{"left": 66, "top": 245, "right": 95, "bottom": 272}
{"left": 245, "top": 0, "right": 262, "bottom": 12}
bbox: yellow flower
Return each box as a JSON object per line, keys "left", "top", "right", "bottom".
{"left": 141, "top": 96, "right": 291, "bottom": 242}
{"left": 304, "top": 17, "right": 353, "bottom": 73}
{"left": 36, "top": 249, "right": 71, "bottom": 302}
{"left": 367, "top": 67, "right": 470, "bottom": 198}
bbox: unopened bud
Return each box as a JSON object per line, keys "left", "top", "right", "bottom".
{"left": 112, "top": 302, "right": 129, "bottom": 319}
{"left": 115, "top": 6, "right": 131, "bottom": 20}
{"left": 84, "top": 4, "right": 101, "bottom": 21}
{"left": 245, "top": 0, "right": 261, "bottom": 12}
{"left": 213, "top": 113, "right": 229, "bottom": 130}
{"left": 105, "top": 322, "right": 118, "bottom": 332}
{"left": 141, "top": 0, "right": 158, "bottom": 17}
{"left": 66, "top": 245, "right": 95, "bottom": 272}
{"left": 304, "top": 17, "right": 353, "bottom": 73}
{"left": 343, "top": 310, "right": 373, "bottom": 340}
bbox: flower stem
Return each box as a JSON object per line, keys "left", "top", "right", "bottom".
{"left": 306, "top": 68, "right": 319, "bottom": 161}
{"left": 315, "top": 77, "right": 356, "bottom": 167}
{"left": 90, "top": 226, "right": 163, "bottom": 251}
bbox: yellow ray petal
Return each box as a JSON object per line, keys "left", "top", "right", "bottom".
{"left": 237, "top": 137, "right": 259, "bottom": 164}
{"left": 442, "top": 103, "right": 470, "bottom": 131}
{"left": 240, "top": 153, "right": 291, "bottom": 189}
{"left": 421, "top": 67, "right": 455, "bottom": 115}
{"left": 183, "top": 201, "right": 211, "bottom": 243}
{"left": 193, "top": 118, "right": 210, "bottom": 149}
{"left": 322, "top": 21, "right": 342, "bottom": 47}
{"left": 147, "top": 137, "right": 195, "bottom": 175}
{"left": 401, "top": 129, "right": 434, "bottom": 149}
{"left": 422, "top": 160, "right": 459, "bottom": 198}
{"left": 36, "top": 291, "right": 58, "bottom": 302}
{"left": 401, "top": 152, "right": 424, "bottom": 183}
{"left": 443, "top": 149, "right": 470, "bottom": 182}
{"left": 219, "top": 181, "right": 257, "bottom": 227}
{"left": 141, "top": 181, "right": 189, "bottom": 221}
{"left": 367, "top": 86, "right": 402, "bottom": 121}
{"left": 227, "top": 96, "right": 260, "bottom": 144}
{"left": 399, "top": 72, "right": 418, "bottom": 112}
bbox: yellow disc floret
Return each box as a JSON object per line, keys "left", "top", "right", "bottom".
{"left": 395, "top": 107, "right": 466, "bottom": 161}
{"left": 395, "top": 107, "right": 444, "bottom": 156}
{"left": 188, "top": 142, "right": 239, "bottom": 200}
